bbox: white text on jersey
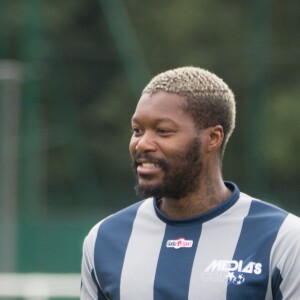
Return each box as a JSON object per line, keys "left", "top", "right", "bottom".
{"left": 205, "top": 259, "right": 262, "bottom": 274}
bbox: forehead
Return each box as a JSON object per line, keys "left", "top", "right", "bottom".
{"left": 132, "top": 91, "right": 192, "bottom": 124}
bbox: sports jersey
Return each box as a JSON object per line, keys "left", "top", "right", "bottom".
{"left": 81, "top": 182, "right": 300, "bottom": 299}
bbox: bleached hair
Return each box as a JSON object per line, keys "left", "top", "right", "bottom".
{"left": 142, "top": 66, "right": 236, "bottom": 155}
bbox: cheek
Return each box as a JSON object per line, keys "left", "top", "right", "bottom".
{"left": 129, "top": 139, "right": 137, "bottom": 157}
{"left": 166, "top": 140, "right": 199, "bottom": 161}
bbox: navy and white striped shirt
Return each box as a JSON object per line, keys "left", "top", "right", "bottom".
{"left": 81, "top": 182, "right": 300, "bottom": 299}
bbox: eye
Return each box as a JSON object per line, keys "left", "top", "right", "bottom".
{"left": 156, "top": 128, "right": 171, "bottom": 135}
{"left": 131, "top": 127, "right": 142, "bottom": 136}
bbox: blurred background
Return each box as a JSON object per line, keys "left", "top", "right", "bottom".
{"left": 0, "top": 0, "right": 299, "bottom": 298}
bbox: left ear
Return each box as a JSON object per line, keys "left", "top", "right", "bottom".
{"left": 206, "top": 125, "right": 224, "bottom": 152}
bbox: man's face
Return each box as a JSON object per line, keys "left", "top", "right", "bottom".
{"left": 129, "top": 91, "right": 203, "bottom": 199}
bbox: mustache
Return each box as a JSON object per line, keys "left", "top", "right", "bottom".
{"left": 132, "top": 153, "right": 168, "bottom": 170}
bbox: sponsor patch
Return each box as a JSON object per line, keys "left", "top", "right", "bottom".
{"left": 166, "top": 238, "right": 193, "bottom": 249}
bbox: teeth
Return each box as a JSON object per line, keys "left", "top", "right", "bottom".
{"left": 141, "top": 162, "right": 158, "bottom": 167}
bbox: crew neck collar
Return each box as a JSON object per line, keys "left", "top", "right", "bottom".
{"left": 153, "top": 181, "right": 240, "bottom": 226}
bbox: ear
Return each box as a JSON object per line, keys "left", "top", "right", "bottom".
{"left": 207, "top": 125, "right": 224, "bottom": 152}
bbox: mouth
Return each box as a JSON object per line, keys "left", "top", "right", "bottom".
{"left": 132, "top": 152, "right": 167, "bottom": 178}
{"left": 136, "top": 161, "right": 161, "bottom": 175}
{"left": 139, "top": 162, "right": 160, "bottom": 168}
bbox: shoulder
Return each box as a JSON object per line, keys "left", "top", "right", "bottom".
{"left": 270, "top": 213, "right": 300, "bottom": 297}
{"left": 99, "top": 199, "right": 148, "bottom": 229}
{"left": 82, "top": 198, "right": 155, "bottom": 274}
{"left": 84, "top": 199, "right": 150, "bottom": 244}
{"left": 268, "top": 210, "right": 300, "bottom": 270}
{"left": 283, "top": 212, "right": 300, "bottom": 227}
{"left": 276, "top": 213, "right": 300, "bottom": 243}
{"left": 239, "top": 194, "right": 300, "bottom": 257}
{"left": 239, "top": 193, "right": 289, "bottom": 219}
{"left": 236, "top": 194, "right": 294, "bottom": 245}
{"left": 271, "top": 212, "right": 300, "bottom": 257}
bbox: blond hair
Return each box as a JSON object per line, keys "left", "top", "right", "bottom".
{"left": 142, "top": 66, "right": 236, "bottom": 155}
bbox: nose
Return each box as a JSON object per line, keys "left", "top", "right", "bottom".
{"left": 134, "top": 131, "right": 157, "bottom": 153}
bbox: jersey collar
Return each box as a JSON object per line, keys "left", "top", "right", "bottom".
{"left": 153, "top": 181, "right": 240, "bottom": 226}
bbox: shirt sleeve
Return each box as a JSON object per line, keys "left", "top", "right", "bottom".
{"left": 81, "top": 223, "right": 107, "bottom": 300}
{"left": 270, "top": 213, "right": 300, "bottom": 299}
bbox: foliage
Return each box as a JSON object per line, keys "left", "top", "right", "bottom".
{"left": 0, "top": 0, "right": 299, "bottom": 214}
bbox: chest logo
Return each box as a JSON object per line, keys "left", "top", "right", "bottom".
{"left": 202, "top": 259, "right": 263, "bottom": 286}
{"left": 166, "top": 238, "right": 193, "bottom": 249}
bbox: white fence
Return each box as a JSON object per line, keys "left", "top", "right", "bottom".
{"left": 0, "top": 273, "right": 80, "bottom": 299}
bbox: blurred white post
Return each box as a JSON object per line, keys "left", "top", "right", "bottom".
{"left": 0, "top": 60, "right": 23, "bottom": 272}
{"left": 0, "top": 273, "right": 80, "bottom": 299}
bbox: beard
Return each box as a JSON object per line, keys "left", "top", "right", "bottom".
{"left": 132, "top": 138, "right": 202, "bottom": 199}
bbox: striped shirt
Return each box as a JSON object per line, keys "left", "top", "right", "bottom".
{"left": 81, "top": 182, "right": 300, "bottom": 299}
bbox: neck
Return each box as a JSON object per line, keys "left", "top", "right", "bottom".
{"left": 159, "top": 164, "right": 231, "bottom": 219}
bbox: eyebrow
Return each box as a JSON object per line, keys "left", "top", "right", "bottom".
{"left": 131, "top": 117, "right": 177, "bottom": 124}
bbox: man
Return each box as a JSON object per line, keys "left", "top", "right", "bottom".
{"left": 81, "top": 67, "right": 300, "bottom": 299}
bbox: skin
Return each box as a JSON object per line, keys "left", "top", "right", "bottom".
{"left": 129, "top": 91, "right": 232, "bottom": 219}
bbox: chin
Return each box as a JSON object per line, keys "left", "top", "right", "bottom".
{"left": 138, "top": 176, "right": 162, "bottom": 187}
{"left": 135, "top": 183, "right": 163, "bottom": 199}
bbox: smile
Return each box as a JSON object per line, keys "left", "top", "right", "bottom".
{"left": 140, "top": 162, "right": 159, "bottom": 168}
{"left": 137, "top": 161, "right": 161, "bottom": 175}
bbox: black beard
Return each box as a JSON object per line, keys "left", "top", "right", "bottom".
{"left": 132, "top": 138, "right": 202, "bottom": 199}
